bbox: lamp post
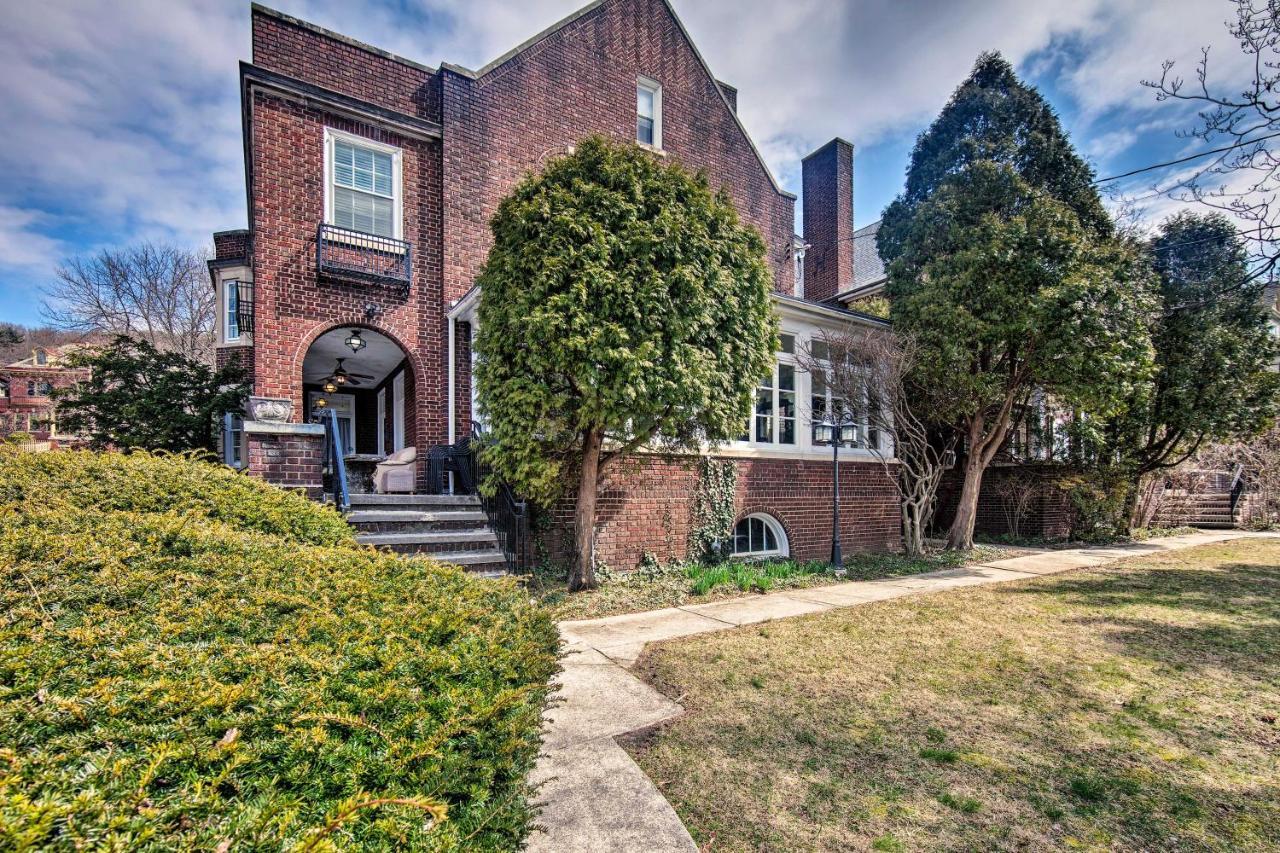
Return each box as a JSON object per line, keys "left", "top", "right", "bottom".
{"left": 814, "top": 413, "right": 859, "bottom": 576}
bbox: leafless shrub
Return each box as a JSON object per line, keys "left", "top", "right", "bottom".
{"left": 799, "top": 325, "right": 958, "bottom": 556}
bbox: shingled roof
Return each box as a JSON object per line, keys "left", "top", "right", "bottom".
{"left": 851, "top": 221, "right": 885, "bottom": 289}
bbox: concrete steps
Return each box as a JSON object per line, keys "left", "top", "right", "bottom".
{"left": 1157, "top": 490, "right": 1239, "bottom": 529}
{"left": 343, "top": 493, "right": 507, "bottom": 574}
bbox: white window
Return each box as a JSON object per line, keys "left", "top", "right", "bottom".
{"left": 33, "top": 348, "right": 47, "bottom": 366}
{"left": 809, "top": 342, "right": 882, "bottom": 452}
{"left": 731, "top": 514, "right": 789, "bottom": 558}
{"left": 222, "top": 413, "right": 245, "bottom": 469}
{"left": 637, "top": 76, "right": 662, "bottom": 149}
{"left": 744, "top": 333, "right": 798, "bottom": 445}
{"left": 224, "top": 280, "right": 240, "bottom": 342}
{"left": 324, "top": 129, "right": 402, "bottom": 239}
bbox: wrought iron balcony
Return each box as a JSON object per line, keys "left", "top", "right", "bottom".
{"left": 316, "top": 223, "right": 412, "bottom": 289}
{"left": 235, "top": 280, "right": 255, "bottom": 334}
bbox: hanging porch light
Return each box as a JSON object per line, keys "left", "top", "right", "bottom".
{"left": 344, "top": 328, "right": 367, "bottom": 353}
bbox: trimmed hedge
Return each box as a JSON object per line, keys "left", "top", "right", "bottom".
{"left": 0, "top": 449, "right": 560, "bottom": 850}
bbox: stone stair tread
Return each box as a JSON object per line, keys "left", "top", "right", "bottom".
{"left": 347, "top": 493, "right": 481, "bottom": 506}
{"left": 347, "top": 509, "right": 488, "bottom": 524}
{"left": 356, "top": 530, "right": 498, "bottom": 545}
{"left": 430, "top": 550, "right": 509, "bottom": 566}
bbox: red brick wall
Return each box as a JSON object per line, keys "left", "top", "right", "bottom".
{"left": 934, "top": 465, "right": 1074, "bottom": 540}
{"left": 246, "top": 430, "right": 325, "bottom": 498}
{"left": 251, "top": 8, "right": 439, "bottom": 121}
{"left": 802, "top": 138, "right": 854, "bottom": 303}
{"left": 440, "top": 0, "right": 796, "bottom": 305}
{"left": 247, "top": 91, "right": 443, "bottom": 480}
{"left": 540, "top": 453, "right": 902, "bottom": 570}
{"left": 213, "top": 229, "right": 251, "bottom": 262}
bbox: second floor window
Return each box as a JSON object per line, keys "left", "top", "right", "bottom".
{"left": 637, "top": 76, "right": 662, "bottom": 149}
{"left": 326, "top": 129, "right": 401, "bottom": 239}
{"left": 225, "top": 280, "right": 240, "bottom": 342}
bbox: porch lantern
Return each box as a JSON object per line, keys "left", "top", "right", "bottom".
{"left": 813, "top": 412, "right": 860, "bottom": 576}
{"left": 314, "top": 396, "right": 328, "bottom": 409}
{"left": 344, "top": 329, "right": 367, "bottom": 353}
{"left": 323, "top": 379, "right": 338, "bottom": 394}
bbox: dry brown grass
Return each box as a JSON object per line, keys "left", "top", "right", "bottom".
{"left": 627, "top": 538, "right": 1280, "bottom": 852}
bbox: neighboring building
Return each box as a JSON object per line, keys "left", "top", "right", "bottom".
{"left": 211, "top": 0, "right": 903, "bottom": 570}
{"left": 0, "top": 346, "right": 88, "bottom": 442}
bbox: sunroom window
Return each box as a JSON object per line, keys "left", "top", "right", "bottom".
{"left": 744, "top": 336, "right": 798, "bottom": 445}
{"left": 731, "top": 514, "right": 788, "bottom": 558}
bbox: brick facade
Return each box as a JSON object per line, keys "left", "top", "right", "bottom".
{"left": 245, "top": 429, "right": 325, "bottom": 498}
{"left": 542, "top": 454, "right": 901, "bottom": 570}
{"left": 0, "top": 347, "right": 89, "bottom": 441}
{"left": 934, "top": 464, "right": 1075, "bottom": 541}
{"left": 218, "top": 0, "right": 904, "bottom": 568}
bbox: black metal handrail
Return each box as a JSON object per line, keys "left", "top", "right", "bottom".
{"left": 426, "top": 427, "right": 530, "bottom": 573}
{"left": 317, "top": 223, "right": 411, "bottom": 289}
{"left": 235, "top": 281, "right": 255, "bottom": 334}
{"left": 1228, "top": 462, "right": 1246, "bottom": 523}
{"left": 318, "top": 408, "right": 350, "bottom": 511}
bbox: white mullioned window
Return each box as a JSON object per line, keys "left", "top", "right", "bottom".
{"left": 324, "top": 128, "right": 403, "bottom": 239}
{"left": 224, "top": 279, "right": 240, "bottom": 342}
{"left": 637, "top": 76, "right": 663, "bottom": 149}
{"left": 809, "top": 339, "right": 882, "bottom": 452}
{"left": 731, "top": 514, "right": 789, "bottom": 558}
{"left": 745, "top": 333, "right": 798, "bottom": 445}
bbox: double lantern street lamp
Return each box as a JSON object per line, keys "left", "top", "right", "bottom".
{"left": 813, "top": 413, "right": 860, "bottom": 577}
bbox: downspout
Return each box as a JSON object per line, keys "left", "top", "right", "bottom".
{"left": 447, "top": 313, "right": 456, "bottom": 444}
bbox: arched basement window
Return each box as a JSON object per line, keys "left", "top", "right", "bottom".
{"left": 732, "top": 513, "right": 789, "bottom": 559}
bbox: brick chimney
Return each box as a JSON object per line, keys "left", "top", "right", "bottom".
{"left": 801, "top": 138, "right": 854, "bottom": 303}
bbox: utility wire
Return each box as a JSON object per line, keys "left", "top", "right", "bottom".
{"left": 1093, "top": 131, "right": 1280, "bottom": 183}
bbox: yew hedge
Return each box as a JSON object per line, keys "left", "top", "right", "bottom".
{"left": 0, "top": 449, "right": 559, "bottom": 851}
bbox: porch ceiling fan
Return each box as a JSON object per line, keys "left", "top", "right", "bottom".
{"left": 326, "top": 357, "right": 376, "bottom": 388}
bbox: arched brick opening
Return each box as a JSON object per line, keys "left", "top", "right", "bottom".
{"left": 295, "top": 321, "right": 425, "bottom": 491}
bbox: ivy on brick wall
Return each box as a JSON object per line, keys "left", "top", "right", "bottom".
{"left": 688, "top": 457, "right": 737, "bottom": 562}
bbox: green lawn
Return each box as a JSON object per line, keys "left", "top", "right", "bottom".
{"left": 627, "top": 538, "right": 1280, "bottom": 851}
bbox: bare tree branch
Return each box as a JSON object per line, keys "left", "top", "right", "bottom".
{"left": 41, "top": 242, "right": 215, "bottom": 363}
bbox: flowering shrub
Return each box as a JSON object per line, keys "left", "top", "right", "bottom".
{"left": 0, "top": 449, "right": 559, "bottom": 850}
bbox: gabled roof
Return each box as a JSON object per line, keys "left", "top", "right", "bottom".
{"left": 439, "top": 0, "right": 794, "bottom": 200}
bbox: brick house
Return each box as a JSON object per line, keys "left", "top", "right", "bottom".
{"left": 0, "top": 346, "right": 88, "bottom": 443}
{"left": 211, "top": 0, "right": 903, "bottom": 571}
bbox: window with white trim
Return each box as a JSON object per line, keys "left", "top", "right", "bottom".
{"left": 743, "top": 333, "right": 798, "bottom": 445}
{"left": 731, "top": 514, "right": 788, "bottom": 558}
{"left": 224, "top": 279, "right": 240, "bottom": 342}
{"left": 325, "top": 129, "right": 402, "bottom": 238}
{"left": 637, "top": 76, "right": 662, "bottom": 149}
{"left": 809, "top": 339, "right": 881, "bottom": 451}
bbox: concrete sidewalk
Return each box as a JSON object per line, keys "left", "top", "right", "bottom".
{"left": 525, "top": 530, "right": 1261, "bottom": 852}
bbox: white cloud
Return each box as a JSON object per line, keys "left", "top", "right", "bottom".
{"left": 0, "top": 0, "right": 1257, "bottom": 284}
{"left": 0, "top": 207, "right": 65, "bottom": 270}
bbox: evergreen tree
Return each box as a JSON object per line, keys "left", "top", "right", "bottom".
{"left": 475, "top": 137, "right": 775, "bottom": 590}
{"left": 879, "top": 52, "right": 1156, "bottom": 549}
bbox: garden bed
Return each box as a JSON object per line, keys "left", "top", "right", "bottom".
{"left": 529, "top": 545, "right": 1017, "bottom": 621}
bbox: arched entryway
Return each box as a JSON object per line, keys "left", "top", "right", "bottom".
{"left": 301, "top": 326, "right": 418, "bottom": 490}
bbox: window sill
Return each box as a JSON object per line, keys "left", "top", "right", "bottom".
{"left": 636, "top": 142, "right": 667, "bottom": 156}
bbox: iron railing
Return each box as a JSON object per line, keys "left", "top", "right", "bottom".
{"left": 426, "top": 427, "right": 530, "bottom": 573}
{"left": 317, "top": 223, "right": 412, "bottom": 289}
{"left": 317, "top": 408, "right": 350, "bottom": 511}
{"left": 1228, "top": 462, "right": 1246, "bottom": 523}
{"left": 235, "top": 281, "right": 255, "bottom": 334}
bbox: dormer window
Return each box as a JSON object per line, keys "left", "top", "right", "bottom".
{"left": 33, "top": 348, "right": 47, "bottom": 365}
{"left": 637, "top": 76, "right": 662, "bottom": 149}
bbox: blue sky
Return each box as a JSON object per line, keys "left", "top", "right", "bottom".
{"left": 0, "top": 0, "right": 1252, "bottom": 326}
